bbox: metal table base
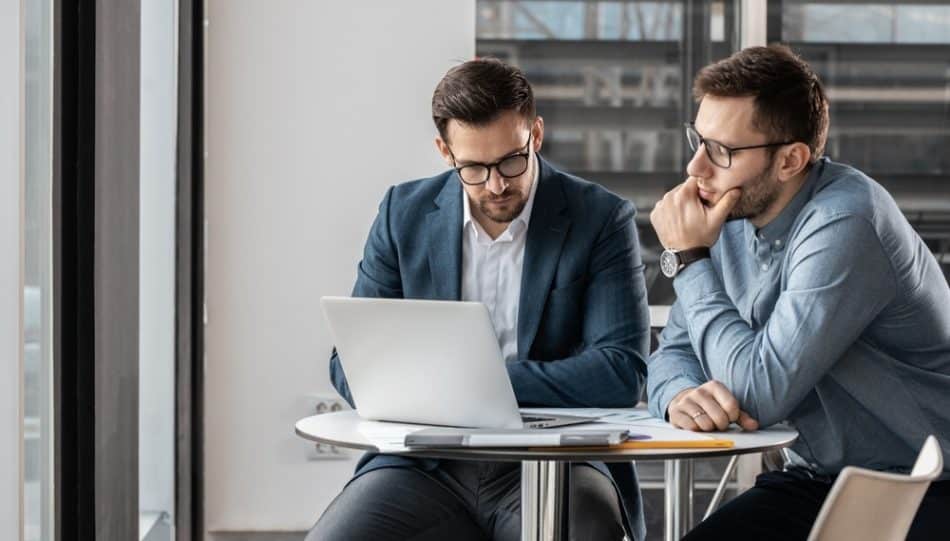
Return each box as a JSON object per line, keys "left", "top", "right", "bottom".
{"left": 521, "top": 461, "right": 570, "bottom": 541}
{"left": 520, "top": 459, "right": 696, "bottom": 541}
{"left": 665, "top": 459, "right": 694, "bottom": 541}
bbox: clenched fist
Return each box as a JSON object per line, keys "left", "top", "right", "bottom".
{"left": 668, "top": 381, "right": 759, "bottom": 432}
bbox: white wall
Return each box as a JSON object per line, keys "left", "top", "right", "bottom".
{"left": 0, "top": 0, "right": 24, "bottom": 538}
{"left": 139, "top": 0, "right": 177, "bottom": 520}
{"left": 204, "top": 0, "right": 475, "bottom": 533}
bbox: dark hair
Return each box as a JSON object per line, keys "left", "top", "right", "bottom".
{"left": 693, "top": 44, "right": 829, "bottom": 164}
{"left": 431, "top": 57, "right": 536, "bottom": 142}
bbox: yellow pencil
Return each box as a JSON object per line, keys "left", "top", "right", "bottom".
{"left": 530, "top": 439, "right": 734, "bottom": 451}
{"left": 611, "top": 439, "right": 734, "bottom": 449}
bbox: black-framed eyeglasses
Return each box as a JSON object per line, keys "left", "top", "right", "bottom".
{"left": 685, "top": 122, "right": 794, "bottom": 169}
{"left": 449, "top": 138, "right": 532, "bottom": 185}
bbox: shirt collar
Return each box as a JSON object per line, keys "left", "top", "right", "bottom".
{"left": 462, "top": 154, "right": 540, "bottom": 240}
{"left": 750, "top": 157, "right": 827, "bottom": 245}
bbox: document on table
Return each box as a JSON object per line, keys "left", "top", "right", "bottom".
{"left": 521, "top": 407, "right": 655, "bottom": 425}
{"left": 356, "top": 410, "right": 722, "bottom": 452}
{"left": 520, "top": 408, "right": 719, "bottom": 443}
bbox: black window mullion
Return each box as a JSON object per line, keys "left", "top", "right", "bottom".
{"left": 54, "top": 1, "right": 141, "bottom": 540}
{"left": 175, "top": 0, "right": 205, "bottom": 539}
{"left": 54, "top": 0, "right": 97, "bottom": 539}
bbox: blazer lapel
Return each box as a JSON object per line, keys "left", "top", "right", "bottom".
{"left": 518, "top": 158, "right": 571, "bottom": 358}
{"left": 426, "top": 177, "right": 463, "bottom": 301}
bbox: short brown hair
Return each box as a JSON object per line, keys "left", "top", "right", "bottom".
{"left": 693, "top": 44, "right": 829, "bottom": 164}
{"left": 431, "top": 57, "right": 536, "bottom": 142}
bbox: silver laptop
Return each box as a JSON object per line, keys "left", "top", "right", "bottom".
{"left": 320, "top": 296, "right": 591, "bottom": 429}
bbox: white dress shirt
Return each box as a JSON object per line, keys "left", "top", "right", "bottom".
{"left": 461, "top": 160, "right": 539, "bottom": 363}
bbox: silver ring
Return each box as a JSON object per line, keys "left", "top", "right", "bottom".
{"left": 690, "top": 411, "right": 707, "bottom": 419}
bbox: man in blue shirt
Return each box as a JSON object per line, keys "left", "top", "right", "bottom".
{"left": 647, "top": 45, "right": 950, "bottom": 540}
{"left": 307, "top": 58, "right": 651, "bottom": 541}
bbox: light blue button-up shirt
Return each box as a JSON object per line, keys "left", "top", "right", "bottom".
{"left": 647, "top": 157, "right": 950, "bottom": 477}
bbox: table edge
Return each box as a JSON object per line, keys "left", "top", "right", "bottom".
{"left": 294, "top": 423, "right": 798, "bottom": 462}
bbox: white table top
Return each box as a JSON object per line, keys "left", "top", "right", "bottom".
{"left": 295, "top": 409, "right": 798, "bottom": 462}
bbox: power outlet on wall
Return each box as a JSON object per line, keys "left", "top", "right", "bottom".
{"left": 308, "top": 441, "right": 351, "bottom": 461}
{"left": 304, "top": 393, "right": 353, "bottom": 461}
{"left": 314, "top": 397, "right": 348, "bottom": 415}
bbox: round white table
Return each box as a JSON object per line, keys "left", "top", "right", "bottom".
{"left": 296, "top": 410, "right": 797, "bottom": 541}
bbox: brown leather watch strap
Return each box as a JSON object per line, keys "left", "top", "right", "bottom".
{"left": 677, "top": 247, "right": 711, "bottom": 268}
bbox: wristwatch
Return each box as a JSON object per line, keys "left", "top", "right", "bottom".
{"left": 659, "top": 247, "right": 711, "bottom": 278}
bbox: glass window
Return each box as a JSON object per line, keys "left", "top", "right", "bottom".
{"left": 24, "top": 1, "right": 54, "bottom": 540}
{"left": 781, "top": 2, "right": 950, "bottom": 44}
{"left": 477, "top": 0, "right": 741, "bottom": 306}
{"left": 139, "top": 1, "right": 177, "bottom": 539}
{"left": 769, "top": 1, "right": 950, "bottom": 282}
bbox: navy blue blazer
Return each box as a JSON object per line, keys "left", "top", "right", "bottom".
{"left": 329, "top": 157, "right": 650, "bottom": 539}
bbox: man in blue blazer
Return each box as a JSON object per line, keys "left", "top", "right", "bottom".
{"left": 308, "top": 58, "right": 650, "bottom": 541}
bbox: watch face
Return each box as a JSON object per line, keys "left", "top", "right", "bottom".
{"left": 660, "top": 250, "right": 680, "bottom": 278}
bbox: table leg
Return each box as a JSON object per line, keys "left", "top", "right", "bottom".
{"left": 664, "top": 459, "right": 694, "bottom": 541}
{"left": 521, "top": 460, "right": 570, "bottom": 541}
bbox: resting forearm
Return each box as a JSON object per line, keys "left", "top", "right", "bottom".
{"left": 507, "top": 347, "right": 645, "bottom": 407}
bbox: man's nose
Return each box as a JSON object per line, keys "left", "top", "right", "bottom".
{"left": 686, "top": 144, "right": 713, "bottom": 179}
{"left": 485, "top": 168, "right": 508, "bottom": 195}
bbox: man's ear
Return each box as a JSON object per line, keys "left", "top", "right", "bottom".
{"left": 434, "top": 136, "right": 454, "bottom": 167}
{"left": 532, "top": 116, "right": 545, "bottom": 154}
{"left": 777, "top": 142, "right": 811, "bottom": 182}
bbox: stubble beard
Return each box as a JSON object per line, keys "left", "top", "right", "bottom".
{"left": 479, "top": 190, "right": 528, "bottom": 224}
{"left": 729, "top": 156, "right": 782, "bottom": 221}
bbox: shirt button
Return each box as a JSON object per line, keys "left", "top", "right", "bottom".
{"left": 760, "top": 263, "right": 770, "bottom": 272}
{"left": 773, "top": 239, "right": 783, "bottom": 249}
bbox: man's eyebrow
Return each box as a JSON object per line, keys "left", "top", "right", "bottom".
{"left": 705, "top": 134, "right": 738, "bottom": 148}
{"left": 697, "top": 128, "right": 740, "bottom": 149}
{"left": 696, "top": 122, "right": 748, "bottom": 148}
{"left": 455, "top": 144, "right": 526, "bottom": 166}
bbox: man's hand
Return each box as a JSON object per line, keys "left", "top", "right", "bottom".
{"left": 650, "top": 177, "right": 740, "bottom": 250}
{"left": 667, "top": 381, "right": 759, "bottom": 432}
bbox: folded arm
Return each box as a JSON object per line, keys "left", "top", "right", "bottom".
{"left": 507, "top": 200, "right": 651, "bottom": 407}
{"left": 650, "top": 213, "right": 895, "bottom": 426}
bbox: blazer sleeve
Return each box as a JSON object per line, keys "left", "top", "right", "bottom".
{"left": 506, "top": 199, "right": 651, "bottom": 407}
{"left": 329, "top": 186, "right": 404, "bottom": 407}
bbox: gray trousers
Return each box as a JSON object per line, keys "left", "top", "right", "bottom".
{"left": 306, "top": 460, "right": 626, "bottom": 541}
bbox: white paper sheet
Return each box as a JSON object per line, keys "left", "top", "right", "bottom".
{"left": 520, "top": 408, "right": 714, "bottom": 441}
{"left": 520, "top": 407, "right": 653, "bottom": 423}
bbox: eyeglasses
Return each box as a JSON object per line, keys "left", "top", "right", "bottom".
{"left": 685, "top": 122, "right": 794, "bottom": 169}
{"left": 449, "top": 138, "right": 532, "bottom": 185}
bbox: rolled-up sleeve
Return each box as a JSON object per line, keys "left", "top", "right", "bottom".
{"left": 668, "top": 212, "right": 895, "bottom": 426}
{"left": 647, "top": 300, "right": 708, "bottom": 419}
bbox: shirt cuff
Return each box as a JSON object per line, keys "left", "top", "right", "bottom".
{"left": 672, "top": 258, "right": 723, "bottom": 307}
